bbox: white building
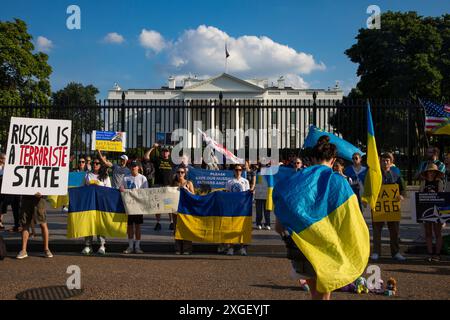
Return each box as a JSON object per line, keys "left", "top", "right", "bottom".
{"left": 105, "top": 73, "right": 343, "bottom": 153}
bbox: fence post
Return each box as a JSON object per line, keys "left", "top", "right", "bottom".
{"left": 312, "top": 91, "right": 317, "bottom": 125}
{"left": 407, "top": 103, "right": 413, "bottom": 185}
{"left": 121, "top": 92, "right": 126, "bottom": 132}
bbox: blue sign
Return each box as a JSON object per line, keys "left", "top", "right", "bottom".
{"left": 187, "top": 167, "right": 234, "bottom": 190}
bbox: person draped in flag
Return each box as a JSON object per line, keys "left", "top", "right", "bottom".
{"left": 274, "top": 141, "right": 370, "bottom": 299}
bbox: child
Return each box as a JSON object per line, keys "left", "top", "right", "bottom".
{"left": 333, "top": 158, "right": 353, "bottom": 185}
{"left": 420, "top": 163, "right": 445, "bottom": 262}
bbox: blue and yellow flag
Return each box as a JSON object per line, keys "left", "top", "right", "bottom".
{"left": 273, "top": 165, "right": 370, "bottom": 293}
{"left": 361, "top": 101, "right": 382, "bottom": 209}
{"left": 67, "top": 185, "right": 128, "bottom": 238}
{"left": 48, "top": 172, "right": 87, "bottom": 209}
{"left": 175, "top": 188, "right": 253, "bottom": 244}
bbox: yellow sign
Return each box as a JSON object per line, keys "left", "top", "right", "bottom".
{"left": 95, "top": 140, "right": 124, "bottom": 152}
{"left": 371, "top": 184, "right": 401, "bottom": 222}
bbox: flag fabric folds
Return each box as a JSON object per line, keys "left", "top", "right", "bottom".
{"left": 303, "top": 125, "right": 365, "bottom": 161}
{"left": 67, "top": 185, "right": 128, "bottom": 238}
{"left": 420, "top": 99, "right": 450, "bottom": 135}
{"left": 273, "top": 165, "right": 370, "bottom": 293}
{"left": 175, "top": 188, "right": 253, "bottom": 244}
{"left": 198, "top": 128, "right": 244, "bottom": 164}
{"left": 47, "top": 172, "right": 87, "bottom": 209}
{"left": 361, "top": 102, "right": 382, "bottom": 209}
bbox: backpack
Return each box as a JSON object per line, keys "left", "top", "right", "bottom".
{"left": 0, "top": 235, "right": 6, "bottom": 260}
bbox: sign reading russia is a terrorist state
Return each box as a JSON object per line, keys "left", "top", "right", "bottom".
{"left": 1, "top": 117, "right": 72, "bottom": 195}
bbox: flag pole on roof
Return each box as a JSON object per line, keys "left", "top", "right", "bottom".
{"left": 225, "top": 42, "right": 230, "bottom": 74}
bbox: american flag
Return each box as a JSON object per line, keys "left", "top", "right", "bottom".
{"left": 420, "top": 99, "right": 450, "bottom": 132}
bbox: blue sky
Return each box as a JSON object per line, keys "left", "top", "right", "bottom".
{"left": 2, "top": 0, "right": 449, "bottom": 99}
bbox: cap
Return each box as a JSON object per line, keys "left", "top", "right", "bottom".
{"left": 130, "top": 160, "right": 140, "bottom": 167}
{"left": 421, "top": 163, "right": 444, "bottom": 178}
{"left": 120, "top": 154, "right": 128, "bottom": 161}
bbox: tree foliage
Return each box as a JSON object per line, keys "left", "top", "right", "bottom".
{"left": 0, "top": 18, "right": 52, "bottom": 104}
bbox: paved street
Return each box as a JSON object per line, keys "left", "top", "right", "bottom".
{"left": 0, "top": 253, "right": 449, "bottom": 300}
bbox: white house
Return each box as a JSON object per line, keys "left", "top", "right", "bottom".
{"left": 105, "top": 73, "right": 343, "bottom": 153}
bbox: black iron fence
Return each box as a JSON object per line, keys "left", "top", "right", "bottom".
{"left": 0, "top": 98, "right": 443, "bottom": 184}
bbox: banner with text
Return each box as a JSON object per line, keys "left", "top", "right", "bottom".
{"left": 121, "top": 187, "right": 180, "bottom": 215}
{"left": 92, "top": 130, "right": 126, "bottom": 152}
{"left": 415, "top": 192, "right": 450, "bottom": 223}
{"left": 371, "top": 184, "right": 401, "bottom": 222}
{"left": 187, "top": 167, "right": 234, "bottom": 190}
{"left": 1, "top": 117, "right": 72, "bottom": 195}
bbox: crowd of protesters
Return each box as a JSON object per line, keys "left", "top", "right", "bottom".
{"left": 0, "top": 141, "right": 448, "bottom": 265}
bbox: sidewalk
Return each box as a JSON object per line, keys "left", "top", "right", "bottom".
{"left": 1, "top": 205, "right": 446, "bottom": 256}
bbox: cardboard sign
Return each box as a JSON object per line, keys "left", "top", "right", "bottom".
{"left": 92, "top": 130, "right": 126, "bottom": 152}
{"left": 1, "top": 117, "right": 72, "bottom": 195}
{"left": 371, "top": 184, "right": 401, "bottom": 222}
{"left": 121, "top": 187, "right": 180, "bottom": 215}
{"left": 415, "top": 192, "right": 450, "bottom": 223}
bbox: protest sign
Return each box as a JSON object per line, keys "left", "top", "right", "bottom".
{"left": 371, "top": 184, "right": 401, "bottom": 222}
{"left": 415, "top": 192, "right": 450, "bottom": 223}
{"left": 187, "top": 167, "right": 234, "bottom": 190}
{"left": 1, "top": 117, "right": 71, "bottom": 195}
{"left": 92, "top": 130, "right": 126, "bottom": 152}
{"left": 121, "top": 187, "right": 180, "bottom": 215}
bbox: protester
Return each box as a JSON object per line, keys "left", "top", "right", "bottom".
{"left": 98, "top": 150, "right": 131, "bottom": 189}
{"left": 171, "top": 165, "right": 195, "bottom": 255}
{"left": 293, "top": 158, "right": 303, "bottom": 172}
{"left": 254, "top": 163, "right": 272, "bottom": 230}
{"left": 245, "top": 160, "right": 256, "bottom": 192}
{"left": 333, "top": 158, "right": 353, "bottom": 185}
{"left": 419, "top": 163, "right": 445, "bottom": 262}
{"left": 344, "top": 152, "right": 367, "bottom": 209}
{"left": 16, "top": 193, "right": 53, "bottom": 259}
{"left": 154, "top": 147, "right": 175, "bottom": 231}
{"left": 371, "top": 152, "right": 406, "bottom": 262}
{"left": 0, "top": 153, "right": 7, "bottom": 230}
{"left": 120, "top": 161, "right": 149, "bottom": 254}
{"left": 415, "top": 146, "right": 446, "bottom": 179}
{"left": 73, "top": 155, "right": 88, "bottom": 172}
{"left": 82, "top": 157, "right": 112, "bottom": 255}
{"left": 273, "top": 141, "right": 370, "bottom": 300}
{"left": 0, "top": 152, "right": 22, "bottom": 233}
{"left": 444, "top": 152, "right": 450, "bottom": 192}
{"left": 224, "top": 164, "right": 251, "bottom": 256}
{"left": 85, "top": 155, "right": 92, "bottom": 172}
{"left": 142, "top": 144, "right": 159, "bottom": 187}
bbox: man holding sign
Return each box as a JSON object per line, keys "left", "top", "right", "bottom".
{"left": 1, "top": 117, "right": 71, "bottom": 259}
{"left": 371, "top": 152, "right": 406, "bottom": 262}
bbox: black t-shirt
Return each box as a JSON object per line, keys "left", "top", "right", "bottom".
{"left": 141, "top": 158, "right": 155, "bottom": 185}
{"left": 423, "top": 180, "right": 440, "bottom": 193}
{"left": 155, "top": 158, "right": 174, "bottom": 186}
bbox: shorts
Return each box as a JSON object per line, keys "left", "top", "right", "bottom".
{"left": 19, "top": 196, "right": 47, "bottom": 226}
{"left": 128, "top": 214, "right": 144, "bottom": 225}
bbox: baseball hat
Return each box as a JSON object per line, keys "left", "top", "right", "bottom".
{"left": 130, "top": 160, "right": 140, "bottom": 167}
{"left": 120, "top": 154, "right": 129, "bottom": 161}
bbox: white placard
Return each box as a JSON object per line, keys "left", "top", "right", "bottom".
{"left": 1, "top": 117, "right": 72, "bottom": 195}
{"left": 121, "top": 187, "right": 180, "bottom": 215}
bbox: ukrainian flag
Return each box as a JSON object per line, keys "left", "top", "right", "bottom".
{"left": 265, "top": 174, "right": 275, "bottom": 211}
{"left": 67, "top": 185, "right": 128, "bottom": 238}
{"left": 361, "top": 101, "right": 382, "bottom": 209}
{"left": 176, "top": 188, "right": 253, "bottom": 244}
{"left": 273, "top": 165, "right": 370, "bottom": 293}
{"left": 48, "top": 172, "right": 87, "bottom": 209}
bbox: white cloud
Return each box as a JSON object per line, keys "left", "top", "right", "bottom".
{"left": 141, "top": 25, "right": 325, "bottom": 88}
{"left": 36, "top": 36, "right": 53, "bottom": 53}
{"left": 103, "top": 32, "right": 125, "bottom": 44}
{"left": 139, "top": 29, "right": 167, "bottom": 53}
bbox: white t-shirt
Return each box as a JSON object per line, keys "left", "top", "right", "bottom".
{"left": 226, "top": 177, "right": 250, "bottom": 192}
{"left": 121, "top": 173, "right": 148, "bottom": 190}
{"left": 85, "top": 172, "right": 112, "bottom": 188}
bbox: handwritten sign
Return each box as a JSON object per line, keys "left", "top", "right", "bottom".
{"left": 371, "top": 184, "right": 401, "bottom": 222}
{"left": 1, "top": 117, "right": 72, "bottom": 195}
{"left": 92, "top": 130, "right": 126, "bottom": 152}
{"left": 121, "top": 187, "right": 180, "bottom": 215}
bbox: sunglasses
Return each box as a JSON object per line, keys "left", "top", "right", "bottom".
{"left": 295, "top": 162, "right": 301, "bottom": 164}
{"left": 79, "top": 160, "right": 85, "bottom": 163}
{"left": 235, "top": 168, "right": 242, "bottom": 171}
{"left": 93, "top": 162, "right": 101, "bottom": 165}
{"left": 177, "top": 171, "right": 186, "bottom": 174}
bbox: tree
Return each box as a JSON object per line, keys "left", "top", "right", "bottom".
{"left": 51, "top": 83, "right": 103, "bottom": 154}
{"left": 0, "top": 19, "right": 52, "bottom": 104}
{"left": 345, "top": 11, "right": 446, "bottom": 99}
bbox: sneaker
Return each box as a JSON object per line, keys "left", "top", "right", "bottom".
{"left": 44, "top": 250, "right": 53, "bottom": 258}
{"left": 182, "top": 251, "right": 191, "bottom": 255}
{"left": 256, "top": 225, "right": 262, "bottom": 230}
{"left": 81, "top": 246, "right": 92, "bottom": 255}
{"left": 154, "top": 223, "right": 161, "bottom": 231}
{"left": 217, "top": 244, "right": 225, "bottom": 254}
{"left": 16, "top": 250, "right": 28, "bottom": 259}
{"left": 393, "top": 253, "right": 406, "bottom": 261}
{"left": 169, "top": 222, "right": 174, "bottom": 230}
{"left": 135, "top": 247, "right": 144, "bottom": 254}
{"left": 123, "top": 247, "right": 134, "bottom": 254}
{"left": 62, "top": 207, "right": 69, "bottom": 213}
{"left": 226, "top": 247, "right": 234, "bottom": 256}
{"left": 431, "top": 255, "right": 441, "bottom": 262}
{"left": 370, "top": 253, "right": 379, "bottom": 261}
{"left": 265, "top": 225, "right": 271, "bottom": 230}
{"left": 175, "top": 251, "right": 181, "bottom": 255}
{"left": 426, "top": 256, "right": 433, "bottom": 263}
{"left": 239, "top": 247, "right": 247, "bottom": 256}
{"left": 97, "top": 246, "right": 106, "bottom": 255}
